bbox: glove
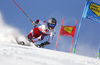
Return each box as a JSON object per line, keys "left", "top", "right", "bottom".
{"left": 40, "top": 41, "right": 50, "bottom": 48}
{"left": 35, "top": 41, "right": 50, "bottom": 48}
{"left": 32, "top": 19, "right": 39, "bottom": 27}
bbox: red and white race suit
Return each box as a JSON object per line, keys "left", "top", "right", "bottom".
{"left": 27, "top": 20, "right": 55, "bottom": 44}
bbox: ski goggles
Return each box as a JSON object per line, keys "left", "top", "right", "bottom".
{"left": 48, "top": 24, "right": 55, "bottom": 27}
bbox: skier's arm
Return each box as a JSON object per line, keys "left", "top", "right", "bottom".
{"left": 39, "top": 32, "right": 55, "bottom": 48}
{"left": 32, "top": 20, "right": 46, "bottom": 27}
{"left": 38, "top": 20, "right": 47, "bottom": 25}
{"left": 40, "top": 41, "right": 50, "bottom": 47}
{"left": 47, "top": 32, "right": 55, "bottom": 44}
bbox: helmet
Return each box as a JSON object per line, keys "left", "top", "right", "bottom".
{"left": 48, "top": 18, "right": 57, "bottom": 28}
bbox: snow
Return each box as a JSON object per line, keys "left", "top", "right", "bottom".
{"left": 0, "top": 12, "right": 100, "bottom": 65}
{"left": 0, "top": 42, "right": 100, "bottom": 65}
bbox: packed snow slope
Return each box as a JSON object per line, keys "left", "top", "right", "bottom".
{"left": 0, "top": 12, "right": 100, "bottom": 65}
{"left": 0, "top": 42, "right": 100, "bottom": 65}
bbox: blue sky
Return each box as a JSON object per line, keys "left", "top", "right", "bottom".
{"left": 0, "top": 0, "right": 100, "bottom": 58}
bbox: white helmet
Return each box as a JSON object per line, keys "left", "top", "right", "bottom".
{"left": 48, "top": 18, "right": 57, "bottom": 28}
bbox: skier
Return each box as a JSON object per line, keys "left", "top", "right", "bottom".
{"left": 27, "top": 18, "right": 57, "bottom": 48}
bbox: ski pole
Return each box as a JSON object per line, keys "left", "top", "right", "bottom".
{"left": 12, "top": 0, "right": 33, "bottom": 23}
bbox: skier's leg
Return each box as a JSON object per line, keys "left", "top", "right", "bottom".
{"left": 32, "top": 35, "right": 44, "bottom": 42}
{"left": 27, "top": 29, "right": 34, "bottom": 40}
{"left": 27, "top": 27, "right": 43, "bottom": 43}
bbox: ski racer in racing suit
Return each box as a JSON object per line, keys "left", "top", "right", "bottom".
{"left": 27, "top": 18, "right": 57, "bottom": 48}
